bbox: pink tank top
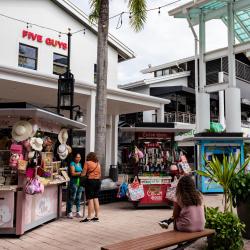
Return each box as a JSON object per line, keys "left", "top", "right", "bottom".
{"left": 175, "top": 205, "right": 205, "bottom": 232}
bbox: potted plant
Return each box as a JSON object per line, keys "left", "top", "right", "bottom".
{"left": 230, "top": 171, "right": 250, "bottom": 239}
{"left": 197, "top": 154, "right": 250, "bottom": 249}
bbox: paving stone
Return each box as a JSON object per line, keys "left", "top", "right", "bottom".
{"left": 0, "top": 194, "right": 250, "bottom": 249}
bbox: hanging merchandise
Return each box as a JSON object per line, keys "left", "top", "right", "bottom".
{"left": 57, "top": 144, "right": 69, "bottom": 160}
{"left": 25, "top": 177, "right": 44, "bottom": 195}
{"left": 58, "top": 128, "right": 68, "bottom": 144}
{"left": 11, "top": 121, "right": 33, "bottom": 142}
{"left": 127, "top": 178, "right": 145, "bottom": 201}
{"left": 166, "top": 176, "right": 178, "bottom": 201}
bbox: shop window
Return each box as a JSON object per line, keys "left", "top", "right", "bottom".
{"left": 18, "top": 43, "right": 38, "bottom": 70}
{"left": 94, "top": 64, "right": 97, "bottom": 84}
{"left": 53, "top": 53, "right": 68, "bottom": 75}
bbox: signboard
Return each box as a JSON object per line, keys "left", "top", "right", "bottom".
{"left": 136, "top": 132, "right": 172, "bottom": 139}
{"left": 22, "top": 30, "right": 67, "bottom": 50}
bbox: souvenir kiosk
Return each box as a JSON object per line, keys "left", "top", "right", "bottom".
{"left": 195, "top": 133, "right": 244, "bottom": 193}
{"left": 0, "top": 105, "right": 85, "bottom": 235}
{"left": 120, "top": 132, "right": 191, "bottom": 207}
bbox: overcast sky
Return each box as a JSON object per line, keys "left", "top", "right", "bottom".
{"left": 70, "top": 0, "right": 228, "bottom": 85}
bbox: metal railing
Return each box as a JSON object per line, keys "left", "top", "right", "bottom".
{"left": 164, "top": 111, "right": 196, "bottom": 124}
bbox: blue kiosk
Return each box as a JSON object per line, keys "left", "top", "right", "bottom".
{"left": 195, "top": 133, "right": 244, "bottom": 193}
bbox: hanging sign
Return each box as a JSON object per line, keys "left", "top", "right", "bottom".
{"left": 22, "top": 30, "right": 68, "bottom": 50}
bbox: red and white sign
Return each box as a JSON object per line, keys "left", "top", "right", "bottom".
{"left": 22, "top": 30, "right": 67, "bottom": 50}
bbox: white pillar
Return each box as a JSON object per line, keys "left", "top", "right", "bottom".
{"left": 218, "top": 72, "right": 225, "bottom": 128}
{"left": 105, "top": 115, "right": 112, "bottom": 176}
{"left": 85, "top": 90, "right": 95, "bottom": 155}
{"left": 225, "top": 88, "right": 241, "bottom": 132}
{"left": 196, "top": 93, "right": 210, "bottom": 132}
{"left": 157, "top": 104, "right": 165, "bottom": 123}
{"left": 111, "top": 115, "right": 119, "bottom": 165}
{"left": 225, "top": 1, "right": 241, "bottom": 132}
{"left": 196, "top": 12, "right": 210, "bottom": 132}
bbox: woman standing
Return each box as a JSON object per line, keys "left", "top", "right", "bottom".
{"left": 67, "top": 153, "right": 83, "bottom": 218}
{"left": 80, "top": 152, "right": 101, "bottom": 222}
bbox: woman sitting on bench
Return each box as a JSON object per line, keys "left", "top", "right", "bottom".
{"left": 159, "top": 175, "right": 205, "bottom": 232}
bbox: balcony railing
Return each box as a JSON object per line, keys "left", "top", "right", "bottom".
{"left": 164, "top": 111, "right": 196, "bottom": 124}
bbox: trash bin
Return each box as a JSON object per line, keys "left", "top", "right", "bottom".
{"left": 109, "top": 165, "right": 118, "bottom": 182}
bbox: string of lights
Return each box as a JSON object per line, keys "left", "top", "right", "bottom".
{"left": 0, "top": 0, "right": 182, "bottom": 35}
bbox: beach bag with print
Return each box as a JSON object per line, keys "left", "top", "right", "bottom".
{"left": 166, "top": 177, "right": 178, "bottom": 202}
{"left": 127, "top": 180, "right": 145, "bottom": 201}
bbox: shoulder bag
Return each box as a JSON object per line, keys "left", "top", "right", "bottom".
{"left": 79, "top": 163, "right": 98, "bottom": 187}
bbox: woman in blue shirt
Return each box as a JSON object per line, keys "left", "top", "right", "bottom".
{"left": 67, "top": 153, "right": 83, "bottom": 218}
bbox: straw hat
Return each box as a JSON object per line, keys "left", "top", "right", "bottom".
{"left": 57, "top": 144, "right": 69, "bottom": 160}
{"left": 58, "top": 128, "right": 68, "bottom": 144}
{"left": 11, "top": 121, "right": 32, "bottom": 142}
{"left": 30, "top": 137, "right": 43, "bottom": 152}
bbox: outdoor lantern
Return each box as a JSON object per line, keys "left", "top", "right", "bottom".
{"left": 75, "top": 110, "right": 84, "bottom": 123}
{"left": 57, "top": 71, "right": 75, "bottom": 113}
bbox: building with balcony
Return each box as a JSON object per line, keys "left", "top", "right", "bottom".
{"left": 120, "top": 52, "right": 250, "bottom": 126}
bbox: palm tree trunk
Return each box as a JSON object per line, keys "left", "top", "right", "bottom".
{"left": 95, "top": 0, "right": 109, "bottom": 178}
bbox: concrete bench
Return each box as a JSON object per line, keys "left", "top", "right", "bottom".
{"left": 101, "top": 229, "right": 215, "bottom": 250}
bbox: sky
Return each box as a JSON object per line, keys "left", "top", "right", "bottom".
{"left": 70, "top": 0, "right": 228, "bottom": 85}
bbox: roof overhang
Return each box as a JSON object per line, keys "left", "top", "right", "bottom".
{"left": 0, "top": 64, "right": 170, "bottom": 116}
{"left": 52, "top": 0, "right": 135, "bottom": 61}
{"left": 119, "top": 127, "right": 193, "bottom": 133}
{"left": 0, "top": 107, "right": 86, "bottom": 131}
{"left": 169, "top": 0, "right": 250, "bottom": 25}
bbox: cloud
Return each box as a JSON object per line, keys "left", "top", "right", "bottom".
{"left": 71, "top": 0, "right": 228, "bottom": 84}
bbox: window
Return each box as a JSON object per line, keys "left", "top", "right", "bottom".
{"left": 94, "top": 64, "right": 97, "bottom": 84}
{"left": 18, "top": 43, "right": 38, "bottom": 70}
{"left": 155, "top": 70, "right": 163, "bottom": 77}
{"left": 53, "top": 53, "right": 68, "bottom": 75}
{"left": 163, "top": 68, "right": 170, "bottom": 75}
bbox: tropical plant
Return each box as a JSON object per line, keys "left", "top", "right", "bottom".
{"left": 205, "top": 207, "right": 245, "bottom": 250}
{"left": 230, "top": 171, "right": 250, "bottom": 207}
{"left": 89, "top": 0, "right": 147, "bottom": 176}
{"left": 196, "top": 154, "right": 250, "bottom": 212}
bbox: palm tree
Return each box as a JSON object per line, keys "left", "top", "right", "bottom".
{"left": 89, "top": 0, "right": 147, "bottom": 176}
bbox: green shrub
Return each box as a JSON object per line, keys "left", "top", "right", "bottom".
{"left": 205, "top": 207, "right": 245, "bottom": 250}
{"left": 230, "top": 171, "right": 250, "bottom": 207}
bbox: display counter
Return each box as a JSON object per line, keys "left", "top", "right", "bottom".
{"left": 0, "top": 180, "right": 66, "bottom": 235}
{"left": 134, "top": 176, "right": 172, "bottom": 207}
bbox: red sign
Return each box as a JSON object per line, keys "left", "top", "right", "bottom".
{"left": 136, "top": 132, "right": 172, "bottom": 139}
{"left": 22, "top": 30, "right": 67, "bottom": 50}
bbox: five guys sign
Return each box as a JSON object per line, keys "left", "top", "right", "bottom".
{"left": 22, "top": 30, "right": 67, "bottom": 50}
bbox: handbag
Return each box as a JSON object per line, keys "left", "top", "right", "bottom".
{"left": 25, "top": 177, "right": 44, "bottom": 195}
{"left": 79, "top": 163, "right": 98, "bottom": 187}
{"left": 166, "top": 177, "right": 178, "bottom": 201}
{"left": 127, "top": 179, "right": 145, "bottom": 201}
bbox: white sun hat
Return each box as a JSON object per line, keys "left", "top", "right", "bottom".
{"left": 58, "top": 128, "right": 68, "bottom": 144}
{"left": 30, "top": 137, "right": 43, "bottom": 152}
{"left": 57, "top": 144, "right": 69, "bottom": 160}
{"left": 12, "top": 121, "right": 33, "bottom": 142}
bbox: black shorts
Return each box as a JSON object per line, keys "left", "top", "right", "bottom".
{"left": 85, "top": 179, "right": 101, "bottom": 200}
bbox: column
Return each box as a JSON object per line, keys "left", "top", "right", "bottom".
{"left": 105, "top": 115, "right": 112, "bottom": 176}
{"left": 196, "top": 11, "right": 210, "bottom": 133}
{"left": 157, "top": 104, "right": 165, "bottom": 123}
{"left": 225, "top": 1, "right": 241, "bottom": 132}
{"left": 85, "top": 90, "right": 95, "bottom": 155}
{"left": 111, "top": 115, "right": 119, "bottom": 165}
{"left": 218, "top": 72, "right": 225, "bottom": 129}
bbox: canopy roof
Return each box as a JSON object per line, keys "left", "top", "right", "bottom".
{"left": 169, "top": 0, "right": 250, "bottom": 43}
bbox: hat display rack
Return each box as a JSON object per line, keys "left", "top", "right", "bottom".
{"left": 2, "top": 119, "right": 72, "bottom": 183}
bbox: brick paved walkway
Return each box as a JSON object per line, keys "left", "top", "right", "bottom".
{"left": 0, "top": 194, "right": 249, "bottom": 250}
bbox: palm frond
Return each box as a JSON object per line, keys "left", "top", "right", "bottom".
{"left": 89, "top": 0, "right": 101, "bottom": 23}
{"left": 128, "top": 0, "right": 147, "bottom": 32}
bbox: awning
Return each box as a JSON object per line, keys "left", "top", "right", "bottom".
{"left": 0, "top": 107, "right": 86, "bottom": 132}
{"left": 169, "top": 0, "right": 250, "bottom": 43}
